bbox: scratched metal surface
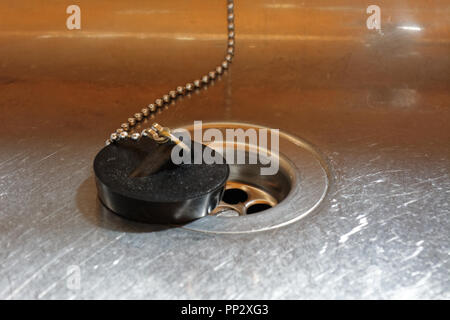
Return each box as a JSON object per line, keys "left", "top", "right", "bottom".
{"left": 0, "top": 1, "right": 449, "bottom": 299}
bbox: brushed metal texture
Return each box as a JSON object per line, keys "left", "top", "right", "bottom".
{"left": 0, "top": 0, "right": 449, "bottom": 299}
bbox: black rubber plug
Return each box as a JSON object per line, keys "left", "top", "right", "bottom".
{"left": 93, "top": 138, "right": 229, "bottom": 224}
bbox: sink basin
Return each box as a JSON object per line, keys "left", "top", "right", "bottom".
{"left": 0, "top": 0, "right": 448, "bottom": 299}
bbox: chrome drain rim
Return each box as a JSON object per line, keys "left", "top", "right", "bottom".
{"left": 181, "top": 122, "right": 330, "bottom": 234}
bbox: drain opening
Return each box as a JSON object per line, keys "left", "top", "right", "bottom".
{"left": 208, "top": 145, "right": 288, "bottom": 217}
{"left": 246, "top": 203, "right": 272, "bottom": 214}
{"left": 181, "top": 122, "right": 329, "bottom": 233}
{"left": 222, "top": 188, "right": 248, "bottom": 204}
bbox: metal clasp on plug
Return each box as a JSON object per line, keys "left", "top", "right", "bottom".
{"left": 148, "top": 123, "right": 190, "bottom": 152}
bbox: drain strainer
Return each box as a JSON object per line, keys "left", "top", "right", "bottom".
{"left": 212, "top": 181, "right": 278, "bottom": 216}
{"left": 181, "top": 122, "right": 330, "bottom": 234}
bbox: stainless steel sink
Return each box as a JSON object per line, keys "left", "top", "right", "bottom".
{"left": 0, "top": 0, "right": 449, "bottom": 299}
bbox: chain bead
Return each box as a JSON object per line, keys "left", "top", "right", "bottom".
{"left": 121, "top": 123, "right": 130, "bottom": 131}
{"left": 176, "top": 86, "right": 185, "bottom": 95}
{"left": 119, "top": 131, "right": 128, "bottom": 139}
{"left": 208, "top": 71, "right": 217, "bottom": 80}
{"left": 131, "top": 133, "right": 140, "bottom": 140}
{"left": 163, "top": 94, "right": 171, "bottom": 103}
{"left": 228, "top": 23, "right": 234, "bottom": 30}
{"left": 105, "top": 139, "right": 111, "bottom": 146}
{"left": 141, "top": 108, "right": 149, "bottom": 117}
{"left": 110, "top": 133, "right": 119, "bottom": 141}
{"left": 227, "top": 47, "right": 234, "bottom": 55}
{"left": 193, "top": 79, "right": 201, "bottom": 88}
{"left": 226, "top": 54, "right": 233, "bottom": 62}
{"left": 222, "top": 61, "right": 229, "bottom": 69}
{"left": 216, "top": 66, "right": 224, "bottom": 75}
{"left": 128, "top": 117, "right": 136, "bottom": 126}
{"left": 169, "top": 90, "right": 177, "bottom": 99}
{"left": 186, "top": 83, "right": 194, "bottom": 91}
{"left": 155, "top": 99, "right": 164, "bottom": 107}
{"left": 148, "top": 103, "right": 156, "bottom": 112}
{"left": 229, "top": 31, "right": 235, "bottom": 38}
{"left": 202, "top": 75, "right": 210, "bottom": 84}
{"left": 227, "top": 3, "right": 234, "bottom": 12}
{"left": 116, "top": 128, "right": 124, "bottom": 134}
{"left": 228, "top": 13, "right": 234, "bottom": 21}
{"left": 134, "top": 112, "right": 143, "bottom": 121}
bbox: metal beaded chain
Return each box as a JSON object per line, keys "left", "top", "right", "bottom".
{"left": 106, "top": 0, "right": 235, "bottom": 145}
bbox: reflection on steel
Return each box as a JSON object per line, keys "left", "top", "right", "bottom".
{"left": 397, "top": 26, "right": 422, "bottom": 32}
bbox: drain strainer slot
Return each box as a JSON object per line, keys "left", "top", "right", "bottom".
{"left": 180, "top": 122, "right": 330, "bottom": 234}
{"left": 247, "top": 203, "right": 272, "bottom": 214}
{"left": 222, "top": 188, "right": 248, "bottom": 205}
